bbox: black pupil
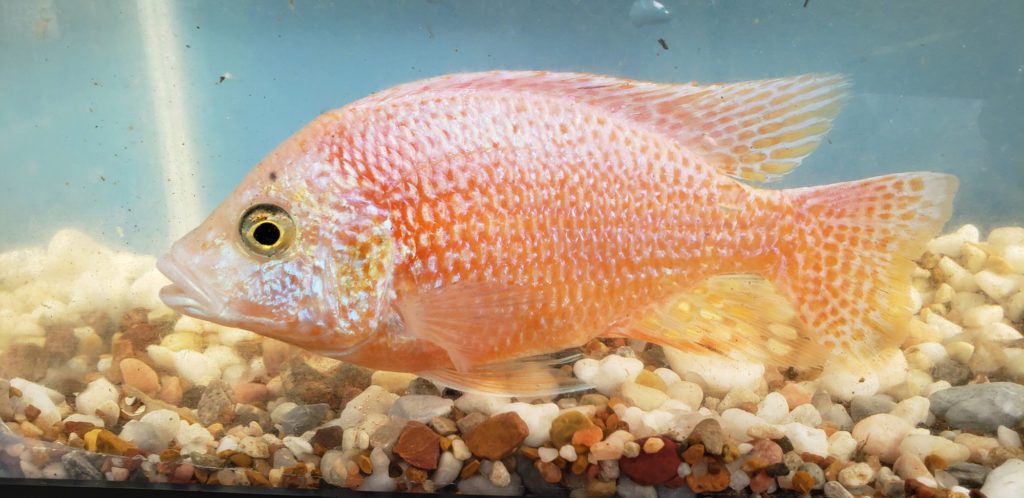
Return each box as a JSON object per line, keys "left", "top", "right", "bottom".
{"left": 253, "top": 222, "right": 281, "bottom": 246}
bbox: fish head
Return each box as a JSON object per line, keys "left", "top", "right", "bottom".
{"left": 158, "top": 128, "right": 397, "bottom": 352}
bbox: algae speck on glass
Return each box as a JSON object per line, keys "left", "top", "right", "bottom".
{"left": 2, "top": 3, "right": 1024, "bottom": 498}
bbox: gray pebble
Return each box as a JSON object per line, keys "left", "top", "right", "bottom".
{"left": 197, "top": 380, "right": 235, "bottom": 426}
{"left": 279, "top": 403, "right": 330, "bottom": 436}
{"left": 823, "top": 480, "right": 855, "bottom": 498}
{"left": 406, "top": 377, "right": 441, "bottom": 396}
{"left": 850, "top": 394, "right": 896, "bottom": 422}
{"left": 389, "top": 395, "right": 453, "bottom": 423}
{"left": 458, "top": 474, "right": 523, "bottom": 496}
{"left": 234, "top": 404, "right": 272, "bottom": 431}
{"left": 456, "top": 412, "right": 487, "bottom": 434}
{"left": 929, "top": 382, "right": 1024, "bottom": 432}
{"left": 369, "top": 417, "right": 408, "bottom": 452}
{"left": 273, "top": 447, "right": 298, "bottom": 468}
{"left": 822, "top": 404, "right": 854, "bottom": 432}
{"left": 517, "top": 454, "right": 562, "bottom": 496}
{"left": 61, "top": 451, "right": 103, "bottom": 480}
{"left": 946, "top": 462, "right": 990, "bottom": 488}
{"left": 690, "top": 418, "right": 725, "bottom": 455}
{"left": 931, "top": 358, "right": 971, "bottom": 386}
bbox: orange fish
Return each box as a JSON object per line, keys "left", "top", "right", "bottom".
{"left": 158, "top": 71, "right": 957, "bottom": 395}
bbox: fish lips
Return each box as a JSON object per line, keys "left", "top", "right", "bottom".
{"left": 157, "top": 254, "right": 221, "bottom": 321}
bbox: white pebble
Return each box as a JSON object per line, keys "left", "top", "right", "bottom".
{"left": 980, "top": 458, "right": 1024, "bottom": 498}
{"left": 962, "top": 304, "right": 1005, "bottom": 328}
{"left": 938, "top": 256, "right": 978, "bottom": 292}
{"left": 818, "top": 358, "right": 880, "bottom": 402}
{"left": 572, "top": 355, "right": 644, "bottom": 396}
{"left": 852, "top": 414, "right": 913, "bottom": 463}
{"left": 927, "top": 225, "right": 978, "bottom": 257}
{"left": 10, "top": 378, "right": 63, "bottom": 428}
{"left": 1008, "top": 292, "right": 1024, "bottom": 323}
{"left": 975, "top": 270, "right": 1021, "bottom": 300}
{"left": 983, "top": 322, "right": 1023, "bottom": 342}
{"left": 620, "top": 381, "right": 668, "bottom": 411}
{"left": 828, "top": 431, "right": 857, "bottom": 461}
{"left": 891, "top": 396, "right": 931, "bottom": 426}
{"left": 997, "top": 426, "right": 1023, "bottom": 448}
{"left": 283, "top": 436, "right": 314, "bottom": 458}
{"left": 75, "top": 377, "right": 119, "bottom": 418}
{"left": 756, "top": 392, "right": 790, "bottom": 424}
{"left": 451, "top": 438, "right": 471, "bottom": 461}
{"left": 666, "top": 381, "right": 703, "bottom": 410}
{"left": 838, "top": 462, "right": 875, "bottom": 488}
{"left": 176, "top": 422, "right": 214, "bottom": 454}
{"left": 488, "top": 460, "right": 511, "bottom": 487}
{"left": 1002, "top": 245, "right": 1024, "bottom": 273}
{"left": 172, "top": 350, "right": 221, "bottom": 386}
{"left": 358, "top": 447, "right": 397, "bottom": 492}
{"left": 453, "top": 392, "right": 510, "bottom": 416}
{"left": 899, "top": 434, "right": 970, "bottom": 464}
{"left": 338, "top": 386, "right": 398, "bottom": 428}
{"left": 653, "top": 368, "right": 681, "bottom": 386}
{"left": 719, "top": 408, "right": 764, "bottom": 443}
{"left": 538, "top": 446, "right": 558, "bottom": 463}
{"left": 140, "top": 409, "right": 181, "bottom": 444}
{"left": 559, "top": 444, "right": 578, "bottom": 462}
{"left": 663, "top": 348, "right": 764, "bottom": 397}
{"left": 783, "top": 404, "right": 822, "bottom": 427}
{"left": 926, "top": 313, "right": 964, "bottom": 340}
{"left": 782, "top": 423, "right": 828, "bottom": 457}
{"left": 433, "top": 451, "right": 462, "bottom": 487}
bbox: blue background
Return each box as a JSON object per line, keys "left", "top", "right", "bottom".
{"left": 1, "top": 0, "right": 1022, "bottom": 253}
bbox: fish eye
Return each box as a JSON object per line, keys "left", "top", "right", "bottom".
{"left": 239, "top": 204, "right": 295, "bottom": 257}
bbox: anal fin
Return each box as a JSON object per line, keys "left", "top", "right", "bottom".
{"left": 625, "top": 274, "right": 826, "bottom": 369}
{"left": 420, "top": 353, "right": 591, "bottom": 397}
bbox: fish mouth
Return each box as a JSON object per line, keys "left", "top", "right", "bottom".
{"left": 157, "top": 254, "right": 221, "bottom": 321}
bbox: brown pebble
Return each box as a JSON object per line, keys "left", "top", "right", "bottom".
{"left": 792, "top": 470, "right": 814, "bottom": 494}
{"left": 23, "top": 404, "right": 40, "bottom": 422}
{"left": 229, "top": 453, "right": 253, "bottom": 467}
{"left": 685, "top": 467, "right": 730, "bottom": 493}
{"left": 439, "top": 436, "right": 452, "bottom": 451}
{"left": 464, "top": 412, "right": 529, "bottom": 460}
{"left": 924, "top": 454, "right": 947, "bottom": 472}
{"left": 682, "top": 443, "right": 704, "bottom": 465}
{"left": 357, "top": 453, "right": 373, "bottom": 474}
{"left": 825, "top": 459, "right": 844, "bottom": 482}
{"left": 535, "top": 460, "right": 562, "bottom": 484}
{"left": 521, "top": 447, "right": 540, "bottom": 460}
{"left": 460, "top": 459, "right": 481, "bottom": 480}
{"left": 571, "top": 453, "right": 588, "bottom": 475}
{"left": 245, "top": 469, "right": 270, "bottom": 486}
{"left": 742, "top": 457, "right": 770, "bottom": 473}
{"left": 405, "top": 466, "right": 428, "bottom": 483}
{"left": 120, "top": 358, "right": 160, "bottom": 395}
{"left": 310, "top": 426, "right": 344, "bottom": 455}
{"left": 160, "top": 448, "right": 181, "bottom": 463}
{"left": 393, "top": 421, "right": 440, "bottom": 470}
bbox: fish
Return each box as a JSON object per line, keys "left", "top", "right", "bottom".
{"left": 157, "top": 71, "right": 958, "bottom": 395}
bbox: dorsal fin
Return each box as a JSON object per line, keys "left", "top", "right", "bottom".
{"left": 360, "top": 71, "right": 849, "bottom": 183}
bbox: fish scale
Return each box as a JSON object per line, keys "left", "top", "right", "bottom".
{"left": 159, "top": 71, "right": 957, "bottom": 394}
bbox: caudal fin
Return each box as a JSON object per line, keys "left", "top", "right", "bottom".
{"left": 779, "top": 172, "right": 958, "bottom": 360}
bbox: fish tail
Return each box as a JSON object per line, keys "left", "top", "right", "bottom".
{"left": 776, "top": 172, "right": 958, "bottom": 360}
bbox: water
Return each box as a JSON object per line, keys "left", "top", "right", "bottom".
{"left": 1, "top": 1, "right": 1022, "bottom": 495}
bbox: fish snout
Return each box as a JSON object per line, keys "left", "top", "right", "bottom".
{"left": 156, "top": 252, "right": 222, "bottom": 321}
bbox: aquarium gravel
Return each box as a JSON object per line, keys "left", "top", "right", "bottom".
{"left": 1, "top": 226, "right": 1024, "bottom": 497}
